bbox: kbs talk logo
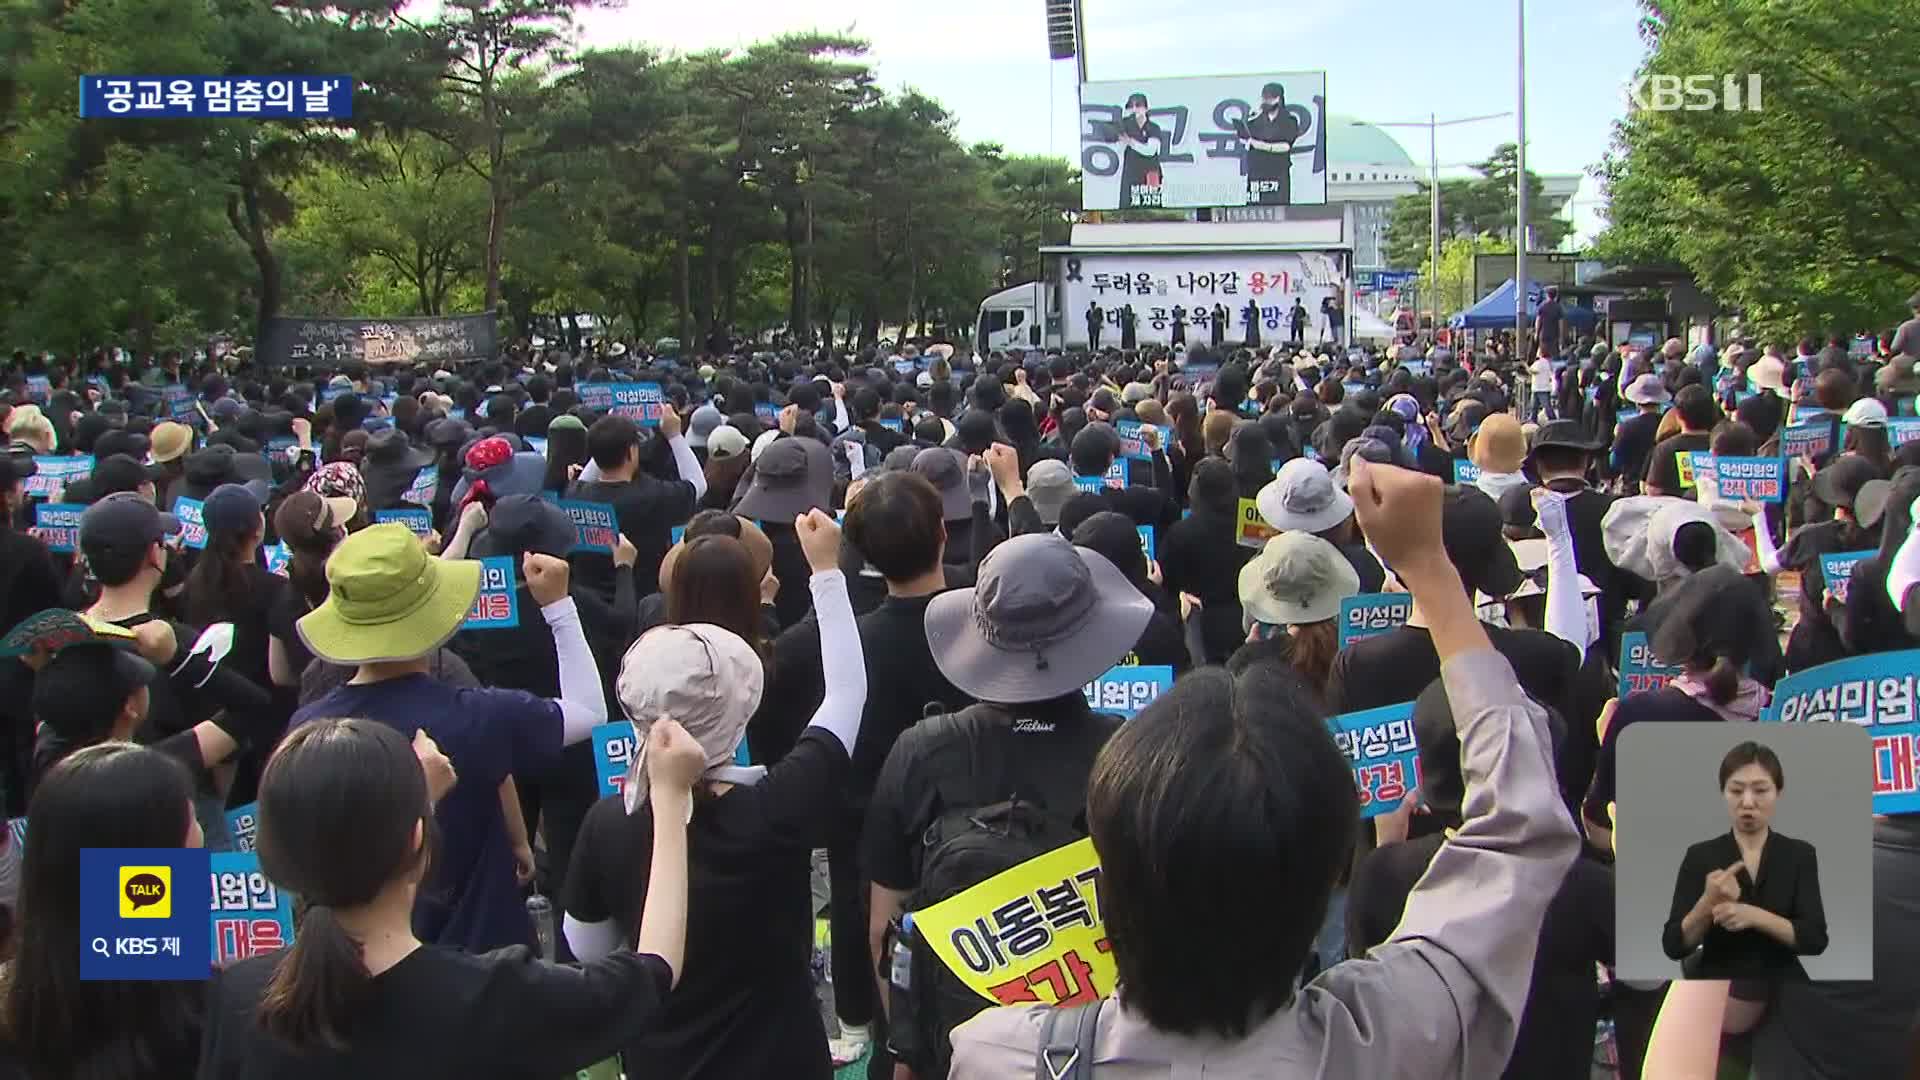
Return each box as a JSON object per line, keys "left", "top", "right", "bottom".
{"left": 118, "top": 865, "right": 172, "bottom": 919}
{"left": 1627, "top": 74, "right": 1763, "bottom": 113}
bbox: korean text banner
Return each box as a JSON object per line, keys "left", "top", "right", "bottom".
{"left": 1764, "top": 649, "right": 1920, "bottom": 815}
{"left": 1618, "top": 630, "right": 1683, "bottom": 699}
{"left": 1326, "top": 703, "right": 1422, "bottom": 818}
{"left": 575, "top": 382, "right": 669, "bottom": 425}
{"left": 462, "top": 556, "right": 520, "bottom": 630}
{"left": 1078, "top": 72, "right": 1327, "bottom": 210}
{"left": 1061, "top": 251, "right": 1346, "bottom": 349}
{"left": 173, "top": 498, "right": 209, "bottom": 550}
{"left": 1083, "top": 664, "right": 1174, "bottom": 719}
{"left": 1339, "top": 593, "right": 1411, "bottom": 649}
{"left": 914, "top": 837, "right": 1114, "bottom": 1007}
{"left": 1780, "top": 419, "right": 1834, "bottom": 460}
{"left": 547, "top": 498, "right": 618, "bottom": 554}
{"left": 24, "top": 455, "right": 93, "bottom": 500}
{"left": 1114, "top": 420, "right": 1169, "bottom": 462}
{"left": 401, "top": 469, "right": 437, "bottom": 507}
{"left": 79, "top": 76, "right": 350, "bottom": 119}
{"left": 31, "top": 503, "right": 85, "bottom": 553}
{"left": 79, "top": 847, "right": 212, "bottom": 980}
{"left": 1710, "top": 456, "right": 1787, "bottom": 503}
{"left": 210, "top": 852, "right": 295, "bottom": 968}
{"left": 375, "top": 508, "right": 433, "bottom": 538}
{"left": 1820, "top": 550, "right": 1875, "bottom": 605}
{"left": 1235, "top": 497, "right": 1276, "bottom": 549}
{"left": 225, "top": 802, "right": 260, "bottom": 854}
{"left": 590, "top": 722, "right": 638, "bottom": 799}
{"left": 1452, "top": 460, "right": 1481, "bottom": 485}
{"left": 258, "top": 313, "right": 497, "bottom": 368}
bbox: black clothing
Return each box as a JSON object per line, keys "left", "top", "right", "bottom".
{"left": 1645, "top": 431, "right": 1712, "bottom": 497}
{"left": 199, "top": 944, "right": 671, "bottom": 1079}
{"left": 1663, "top": 830, "right": 1827, "bottom": 980}
{"left": 1349, "top": 836, "right": 1614, "bottom": 1080}
{"left": 1157, "top": 508, "right": 1252, "bottom": 664}
{"left": 564, "top": 730, "right": 851, "bottom": 1080}
{"left": 1242, "top": 106, "right": 1303, "bottom": 205}
{"left": 1582, "top": 687, "right": 1728, "bottom": 830}
{"left": 1841, "top": 550, "right": 1920, "bottom": 656}
{"left": 1118, "top": 118, "right": 1164, "bottom": 208}
{"left": 1326, "top": 622, "right": 1579, "bottom": 730}
{"left": 513, "top": 404, "right": 554, "bottom": 439}
{"left": 564, "top": 474, "right": 698, "bottom": 602}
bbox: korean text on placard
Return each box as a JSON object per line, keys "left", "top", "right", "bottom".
{"left": 210, "top": 852, "right": 294, "bottom": 967}
{"left": 1325, "top": 702, "right": 1421, "bottom": 819}
{"left": 1082, "top": 665, "right": 1174, "bottom": 719}
{"left": 1765, "top": 650, "right": 1920, "bottom": 815}
{"left": 1617, "top": 630, "right": 1683, "bottom": 698}
{"left": 1338, "top": 594, "right": 1411, "bottom": 649}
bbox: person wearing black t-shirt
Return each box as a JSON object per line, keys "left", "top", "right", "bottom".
{"left": 566, "top": 411, "right": 705, "bottom": 602}
{"left": 201, "top": 715, "right": 700, "bottom": 1079}
{"left": 1644, "top": 385, "right": 1719, "bottom": 498}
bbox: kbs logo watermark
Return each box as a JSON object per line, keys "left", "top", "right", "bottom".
{"left": 1627, "top": 74, "right": 1763, "bottom": 113}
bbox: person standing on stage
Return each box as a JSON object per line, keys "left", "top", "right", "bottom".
{"left": 1289, "top": 299, "right": 1310, "bottom": 349}
{"left": 1242, "top": 82, "right": 1304, "bottom": 206}
{"left": 1171, "top": 306, "right": 1188, "bottom": 347}
{"left": 1121, "top": 305, "right": 1139, "bottom": 350}
{"left": 1212, "top": 304, "right": 1229, "bottom": 349}
{"left": 1087, "top": 302, "right": 1105, "bottom": 351}
{"left": 1243, "top": 300, "right": 1262, "bottom": 349}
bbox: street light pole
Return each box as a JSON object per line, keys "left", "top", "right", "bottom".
{"left": 1428, "top": 113, "right": 1440, "bottom": 345}
{"left": 1515, "top": 0, "right": 1530, "bottom": 356}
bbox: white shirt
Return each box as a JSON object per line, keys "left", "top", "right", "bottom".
{"left": 1530, "top": 358, "right": 1555, "bottom": 393}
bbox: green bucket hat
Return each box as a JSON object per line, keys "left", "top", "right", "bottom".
{"left": 296, "top": 523, "right": 481, "bottom": 665}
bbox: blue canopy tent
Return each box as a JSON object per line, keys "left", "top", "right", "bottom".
{"left": 1449, "top": 279, "right": 1597, "bottom": 331}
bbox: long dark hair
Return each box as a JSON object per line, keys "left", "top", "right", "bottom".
{"left": 666, "top": 535, "right": 764, "bottom": 657}
{"left": 254, "top": 719, "right": 432, "bottom": 1050}
{"left": 185, "top": 521, "right": 261, "bottom": 626}
{"left": 701, "top": 454, "right": 752, "bottom": 510}
{"left": 1, "top": 743, "right": 201, "bottom": 1079}
{"left": 540, "top": 425, "right": 589, "bottom": 495}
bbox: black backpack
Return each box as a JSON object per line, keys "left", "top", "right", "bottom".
{"left": 891, "top": 706, "right": 1095, "bottom": 1078}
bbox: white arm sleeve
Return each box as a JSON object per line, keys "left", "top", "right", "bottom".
{"left": 667, "top": 433, "right": 707, "bottom": 500}
{"left": 848, "top": 444, "right": 868, "bottom": 481}
{"left": 542, "top": 597, "right": 608, "bottom": 744}
{"left": 1889, "top": 511, "right": 1920, "bottom": 613}
{"left": 1753, "top": 508, "right": 1786, "bottom": 576}
{"left": 1538, "top": 496, "right": 1590, "bottom": 658}
{"left": 579, "top": 459, "right": 604, "bottom": 484}
{"left": 804, "top": 570, "right": 867, "bottom": 754}
{"left": 831, "top": 397, "right": 851, "bottom": 434}
{"left": 562, "top": 913, "right": 624, "bottom": 964}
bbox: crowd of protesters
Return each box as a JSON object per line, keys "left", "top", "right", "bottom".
{"left": 0, "top": 303, "right": 1915, "bottom": 1080}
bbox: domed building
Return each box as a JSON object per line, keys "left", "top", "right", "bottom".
{"left": 1216, "top": 115, "right": 1579, "bottom": 273}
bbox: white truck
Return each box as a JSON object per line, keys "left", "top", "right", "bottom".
{"left": 976, "top": 220, "right": 1355, "bottom": 354}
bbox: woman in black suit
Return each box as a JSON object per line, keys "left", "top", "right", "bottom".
{"left": 1662, "top": 741, "right": 1828, "bottom": 979}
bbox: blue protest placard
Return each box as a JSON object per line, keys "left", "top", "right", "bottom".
{"left": 576, "top": 382, "right": 668, "bottom": 425}
{"left": 1072, "top": 475, "right": 1108, "bottom": 494}
{"left": 1451, "top": 459, "right": 1480, "bottom": 485}
{"left": 30, "top": 503, "right": 85, "bottom": 553}
{"left": 754, "top": 402, "right": 778, "bottom": 423}
{"left": 1325, "top": 702, "right": 1422, "bottom": 819}
{"left": 893, "top": 359, "right": 915, "bottom": 376}
{"left": 1780, "top": 419, "right": 1834, "bottom": 460}
{"left": 670, "top": 525, "right": 685, "bottom": 544}
{"left": 1617, "top": 630, "right": 1683, "bottom": 698}
{"left": 878, "top": 417, "right": 906, "bottom": 435}
{"left": 24, "top": 455, "right": 94, "bottom": 500}
{"left": 209, "top": 851, "right": 294, "bottom": 968}
{"left": 79, "top": 75, "right": 351, "bottom": 119}
{"left": 1820, "top": 549, "right": 1876, "bottom": 605}
{"left": 263, "top": 541, "right": 292, "bottom": 578}
{"left": 1711, "top": 456, "right": 1787, "bottom": 503}
{"left": 462, "top": 556, "right": 520, "bottom": 630}
{"left": 1338, "top": 593, "right": 1412, "bottom": 649}
{"left": 590, "top": 722, "right": 638, "bottom": 799}
{"left": 547, "top": 498, "right": 617, "bottom": 553}
{"left": 161, "top": 384, "right": 196, "bottom": 423}
{"left": 265, "top": 436, "right": 297, "bottom": 463}
{"left": 400, "top": 469, "right": 436, "bottom": 507}
{"left": 1114, "top": 420, "right": 1169, "bottom": 462}
{"left": 1764, "top": 650, "right": 1920, "bottom": 815}
{"left": 172, "top": 497, "right": 208, "bottom": 549}
{"left": 374, "top": 508, "right": 433, "bottom": 538}
{"left": 224, "top": 803, "right": 259, "bottom": 854}
{"left": 79, "top": 846, "right": 212, "bottom": 980}
{"left": 25, "top": 376, "right": 50, "bottom": 403}
{"left": 1889, "top": 417, "right": 1920, "bottom": 449}
{"left": 525, "top": 436, "right": 548, "bottom": 457}
{"left": 1136, "top": 525, "right": 1155, "bottom": 563}
{"left": 1083, "top": 665, "right": 1175, "bottom": 719}
{"left": 1342, "top": 381, "right": 1367, "bottom": 399}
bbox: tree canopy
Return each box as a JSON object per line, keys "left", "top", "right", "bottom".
{"left": 1382, "top": 144, "right": 1571, "bottom": 272}
{"left": 1593, "top": 0, "right": 1920, "bottom": 337}
{"left": 0, "top": 0, "right": 1084, "bottom": 353}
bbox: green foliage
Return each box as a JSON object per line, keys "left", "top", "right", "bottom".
{"left": 1383, "top": 144, "right": 1571, "bottom": 270}
{"left": 0, "top": 3, "right": 1081, "bottom": 351}
{"left": 1594, "top": 0, "right": 1920, "bottom": 337}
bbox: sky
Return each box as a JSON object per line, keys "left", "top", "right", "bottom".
{"left": 578, "top": 0, "right": 1652, "bottom": 184}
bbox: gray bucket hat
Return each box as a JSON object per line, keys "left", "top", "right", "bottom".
{"left": 911, "top": 447, "right": 973, "bottom": 522}
{"left": 924, "top": 533, "right": 1151, "bottom": 703}
{"left": 734, "top": 436, "right": 833, "bottom": 522}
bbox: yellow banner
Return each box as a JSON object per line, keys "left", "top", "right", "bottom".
{"left": 1236, "top": 497, "right": 1277, "bottom": 549}
{"left": 1675, "top": 450, "right": 1695, "bottom": 489}
{"left": 913, "top": 837, "right": 1115, "bottom": 1006}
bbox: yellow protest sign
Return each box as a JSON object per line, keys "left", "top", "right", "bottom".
{"left": 913, "top": 837, "right": 1114, "bottom": 1006}
{"left": 1236, "top": 497, "right": 1276, "bottom": 549}
{"left": 1675, "top": 450, "right": 1695, "bottom": 489}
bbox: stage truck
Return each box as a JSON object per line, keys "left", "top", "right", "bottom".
{"left": 976, "top": 220, "right": 1355, "bottom": 355}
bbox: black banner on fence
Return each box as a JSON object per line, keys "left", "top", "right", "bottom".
{"left": 258, "top": 312, "right": 498, "bottom": 368}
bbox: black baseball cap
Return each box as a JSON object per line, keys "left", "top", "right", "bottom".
{"left": 201, "top": 481, "right": 270, "bottom": 534}
{"left": 78, "top": 491, "right": 181, "bottom": 550}
{"left": 481, "top": 494, "right": 577, "bottom": 558}
{"left": 94, "top": 429, "right": 152, "bottom": 462}
{"left": 1811, "top": 454, "right": 1881, "bottom": 510}
{"left": 1440, "top": 485, "right": 1524, "bottom": 600}
{"left": 89, "top": 454, "right": 163, "bottom": 499}
{"left": 31, "top": 642, "right": 157, "bottom": 746}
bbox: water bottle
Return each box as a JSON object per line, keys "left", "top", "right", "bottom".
{"left": 527, "top": 892, "right": 555, "bottom": 959}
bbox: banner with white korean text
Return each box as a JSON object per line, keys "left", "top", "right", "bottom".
{"left": 1763, "top": 650, "right": 1920, "bottom": 815}
{"left": 575, "top": 382, "right": 669, "bottom": 425}
{"left": 1061, "top": 251, "right": 1345, "bottom": 349}
{"left": 209, "top": 852, "right": 294, "bottom": 967}
{"left": 1338, "top": 593, "right": 1411, "bottom": 649}
{"left": 1820, "top": 550, "right": 1875, "bottom": 605}
{"left": 258, "top": 313, "right": 498, "bottom": 368}
{"left": 1325, "top": 702, "right": 1421, "bottom": 819}
{"left": 1078, "top": 72, "right": 1328, "bottom": 210}
{"left": 462, "top": 556, "right": 519, "bottom": 630}
{"left": 1083, "top": 665, "right": 1174, "bottom": 719}
{"left": 1618, "top": 631, "right": 1683, "bottom": 699}
{"left": 913, "top": 838, "right": 1114, "bottom": 1006}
